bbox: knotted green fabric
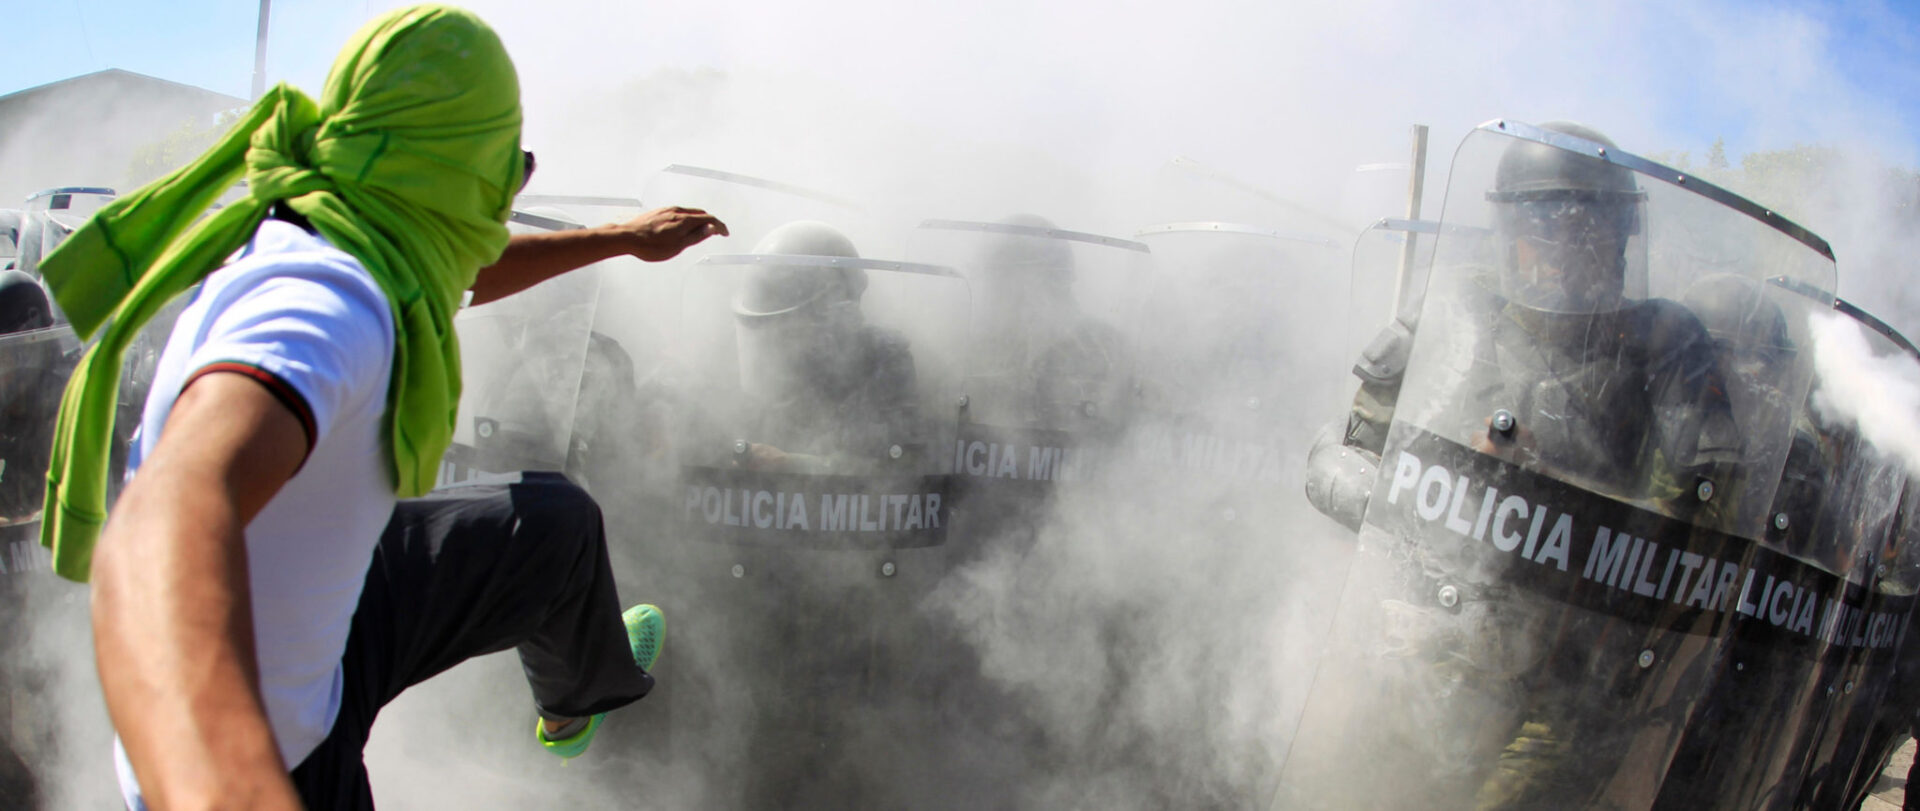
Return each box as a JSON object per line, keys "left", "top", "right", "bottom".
{"left": 37, "top": 4, "right": 523, "bottom": 581}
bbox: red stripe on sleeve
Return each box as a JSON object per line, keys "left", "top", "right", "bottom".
{"left": 185, "top": 362, "right": 319, "bottom": 457}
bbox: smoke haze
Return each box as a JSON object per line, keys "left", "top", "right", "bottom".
{"left": 7, "top": 1, "right": 1920, "bottom": 809}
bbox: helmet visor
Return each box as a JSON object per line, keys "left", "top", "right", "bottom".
{"left": 1493, "top": 192, "right": 1648, "bottom": 313}
{"left": 735, "top": 309, "right": 835, "bottom": 400}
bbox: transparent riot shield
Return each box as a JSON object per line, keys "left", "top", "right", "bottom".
{"left": 1272, "top": 120, "right": 1836, "bottom": 811}
{"left": 672, "top": 252, "right": 967, "bottom": 544}
{"left": 1127, "top": 221, "right": 1343, "bottom": 504}
{"left": 0, "top": 326, "right": 73, "bottom": 573}
{"left": 1655, "top": 383, "right": 1909, "bottom": 809}
{"left": 641, "top": 165, "right": 872, "bottom": 261}
{"left": 566, "top": 168, "right": 877, "bottom": 490}
{"left": 0, "top": 324, "right": 69, "bottom": 811}
{"left": 908, "top": 218, "right": 1147, "bottom": 504}
{"left": 1121, "top": 221, "right": 1364, "bottom": 804}
{"left": 1303, "top": 218, "right": 1451, "bottom": 535}
{"left": 1345, "top": 217, "right": 1442, "bottom": 369}
{"left": 1149, "top": 155, "right": 1359, "bottom": 242}
{"left": 438, "top": 218, "right": 597, "bottom": 486}
{"left": 1832, "top": 477, "right": 1920, "bottom": 810}
{"left": 498, "top": 196, "right": 685, "bottom": 499}
{"left": 508, "top": 194, "right": 643, "bottom": 235}
{"left": 632, "top": 248, "right": 965, "bottom": 804}
{"left": 15, "top": 188, "right": 115, "bottom": 282}
{"left": 1763, "top": 305, "right": 1920, "bottom": 810}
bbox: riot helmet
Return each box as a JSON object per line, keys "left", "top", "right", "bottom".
{"left": 733, "top": 220, "right": 867, "bottom": 318}
{"left": 974, "top": 213, "right": 1076, "bottom": 311}
{"left": 1488, "top": 121, "right": 1647, "bottom": 314}
{"left": 0, "top": 270, "right": 52, "bottom": 334}
{"left": 733, "top": 220, "right": 869, "bottom": 400}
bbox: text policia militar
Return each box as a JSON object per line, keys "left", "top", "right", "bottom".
{"left": 1369, "top": 428, "right": 1908, "bottom": 652}
{"left": 684, "top": 485, "right": 942, "bottom": 533}
{"left": 949, "top": 422, "right": 1291, "bottom": 485}
{"left": 677, "top": 466, "right": 953, "bottom": 549}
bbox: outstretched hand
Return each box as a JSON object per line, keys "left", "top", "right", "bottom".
{"left": 469, "top": 206, "right": 730, "bottom": 306}
{"left": 615, "top": 206, "right": 729, "bottom": 262}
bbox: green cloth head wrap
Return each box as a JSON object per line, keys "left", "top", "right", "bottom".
{"left": 37, "top": 4, "right": 524, "bottom": 581}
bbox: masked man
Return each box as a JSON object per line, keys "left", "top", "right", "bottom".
{"left": 36, "top": 8, "right": 726, "bottom": 808}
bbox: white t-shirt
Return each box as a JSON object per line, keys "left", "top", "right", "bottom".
{"left": 114, "top": 219, "right": 398, "bottom": 806}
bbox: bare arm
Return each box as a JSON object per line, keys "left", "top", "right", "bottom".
{"left": 468, "top": 206, "right": 728, "bottom": 306}
{"left": 92, "top": 372, "right": 310, "bottom": 811}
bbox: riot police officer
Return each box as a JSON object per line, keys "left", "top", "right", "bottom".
{"left": 732, "top": 219, "right": 922, "bottom": 473}
{"left": 1296, "top": 121, "right": 1745, "bottom": 810}
{"left": 1309, "top": 121, "right": 1738, "bottom": 529}
{"left": 964, "top": 213, "right": 1128, "bottom": 432}
{"left": 1464, "top": 123, "right": 1745, "bottom": 809}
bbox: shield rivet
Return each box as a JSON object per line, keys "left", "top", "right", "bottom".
{"left": 1083, "top": 401, "right": 1099, "bottom": 418}
{"left": 1845, "top": 680, "right": 1855, "bottom": 694}
{"left": 477, "top": 421, "right": 495, "bottom": 438}
{"left": 1878, "top": 563, "right": 1890, "bottom": 578}
{"left": 733, "top": 439, "right": 750, "bottom": 455}
{"left": 731, "top": 564, "right": 745, "bottom": 579}
{"left": 1735, "top": 662, "right": 1745, "bottom": 672}
{"left": 1696, "top": 480, "right": 1714, "bottom": 502}
{"left": 1490, "top": 409, "right": 1516, "bottom": 434}
{"left": 880, "top": 561, "right": 897, "bottom": 578}
{"left": 1637, "top": 649, "right": 1656, "bottom": 669}
{"left": 889, "top": 444, "right": 904, "bottom": 459}
{"left": 1774, "top": 512, "right": 1790, "bottom": 530}
{"left": 957, "top": 394, "right": 970, "bottom": 408}
{"left": 1437, "top": 585, "right": 1460, "bottom": 609}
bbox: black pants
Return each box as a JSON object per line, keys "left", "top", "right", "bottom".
{"left": 288, "top": 472, "right": 653, "bottom": 809}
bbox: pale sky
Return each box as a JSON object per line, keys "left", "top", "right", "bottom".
{"left": 5, "top": 0, "right": 1917, "bottom": 166}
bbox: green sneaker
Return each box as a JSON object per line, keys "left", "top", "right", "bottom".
{"left": 536, "top": 603, "right": 666, "bottom": 759}
{"left": 626, "top": 603, "right": 665, "bottom": 671}
{"left": 536, "top": 713, "right": 605, "bottom": 759}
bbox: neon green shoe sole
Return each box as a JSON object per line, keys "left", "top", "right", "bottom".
{"left": 536, "top": 604, "right": 665, "bottom": 759}
{"left": 627, "top": 603, "right": 665, "bottom": 672}
{"left": 536, "top": 712, "right": 605, "bottom": 759}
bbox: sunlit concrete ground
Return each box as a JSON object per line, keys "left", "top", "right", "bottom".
{"left": 1866, "top": 738, "right": 1915, "bottom": 811}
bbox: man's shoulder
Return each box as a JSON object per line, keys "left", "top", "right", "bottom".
{"left": 219, "top": 220, "right": 375, "bottom": 286}
{"left": 200, "top": 221, "right": 393, "bottom": 340}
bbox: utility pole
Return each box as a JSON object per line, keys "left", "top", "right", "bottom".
{"left": 251, "top": 0, "right": 272, "bottom": 99}
{"left": 1392, "top": 124, "right": 1429, "bottom": 325}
